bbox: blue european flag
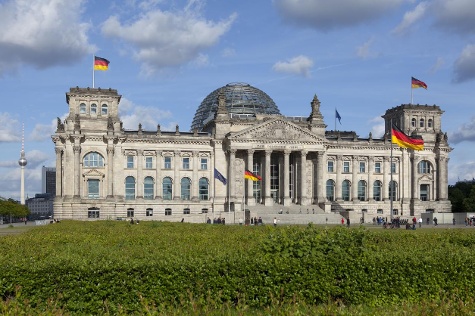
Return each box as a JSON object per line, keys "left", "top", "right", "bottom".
{"left": 335, "top": 109, "right": 342, "bottom": 124}
{"left": 214, "top": 168, "right": 227, "bottom": 185}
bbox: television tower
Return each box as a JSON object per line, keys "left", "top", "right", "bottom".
{"left": 18, "top": 124, "right": 27, "bottom": 204}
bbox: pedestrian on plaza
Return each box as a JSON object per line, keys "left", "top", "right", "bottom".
{"left": 418, "top": 217, "right": 422, "bottom": 228}
{"left": 273, "top": 217, "right": 277, "bottom": 227}
{"left": 453, "top": 218, "right": 456, "bottom": 225}
{"left": 341, "top": 217, "right": 345, "bottom": 225}
{"left": 347, "top": 217, "right": 350, "bottom": 227}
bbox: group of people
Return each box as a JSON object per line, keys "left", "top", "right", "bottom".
{"left": 207, "top": 217, "right": 226, "bottom": 225}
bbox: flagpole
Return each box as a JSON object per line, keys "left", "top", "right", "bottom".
{"left": 410, "top": 80, "right": 413, "bottom": 104}
{"left": 335, "top": 108, "right": 337, "bottom": 131}
{"left": 92, "top": 55, "right": 95, "bottom": 88}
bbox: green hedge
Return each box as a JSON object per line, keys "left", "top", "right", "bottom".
{"left": 1, "top": 221, "right": 475, "bottom": 314}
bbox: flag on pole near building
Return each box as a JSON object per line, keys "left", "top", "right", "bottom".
{"left": 335, "top": 109, "right": 342, "bottom": 124}
{"left": 245, "top": 170, "right": 262, "bottom": 181}
{"left": 94, "top": 56, "right": 110, "bottom": 71}
{"left": 214, "top": 168, "right": 227, "bottom": 185}
{"left": 411, "top": 77, "right": 427, "bottom": 89}
{"left": 391, "top": 124, "right": 424, "bottom": 151}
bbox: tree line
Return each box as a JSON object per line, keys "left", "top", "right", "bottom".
{"left": 0, "top": 199, "right": 30, "bottom": 222}
{"left": 448, "top": 180, "right": 475, "bottom": 213}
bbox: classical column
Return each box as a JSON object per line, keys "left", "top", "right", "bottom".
{"left": 439, "top": 157, "right": 449, "bottom": 200}
{"left": 192, "top": 151, "right": 199, "bottom": 201}
{"left": 411, "top": 156, "right": 417, "bottom": 201}
{"left": 352, "top": 155, "right": 358, "bottom": 201}
{"left": 299, "top": 150, "right": 308, "bottom": 205}
{"left": 229, "top": 149, "right": 236, "bottom": 203}
{"left": 283, "top": 149, "right": 291, "bottom": 206}
{"left": 383, "top": 156, "right": 390, "bottom": 200}
{"left": 55, "top": 148, "right": 63, "bottom": 197}
{"left": 368, "top": 157, "right": 374, "bottom": 200}
{"left": 264, "top": 150, "right": 273, "bottom": 205}
{"left": 155, "top": 151, "right": 162, "bottom": 200}
{"left": 246, "top": 149, "right": 255, "bottom": 206}
{"left": 335, "top": 155, "right": 342, "bottom": 201}
{"left": 73, "top": 144, "right": 81, "bottom": 197}
{"left": 107, "top": 146, "right": 114, "bottom": 197}
{"left": 316, "top": 151, "right": 325, "bottom": 204}
{"left": 136, "top": 150, "right": 143, "bottom": 199}
{"left": 173, "top": 150, "right": 180, "bottom": 200}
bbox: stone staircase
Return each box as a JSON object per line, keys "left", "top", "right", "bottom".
{"left": 246, "top": 204, "right": 345, "bottom": 225}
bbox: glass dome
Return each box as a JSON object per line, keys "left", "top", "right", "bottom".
{"left": 191, "top": 82, "right": 281, "bottom": 131}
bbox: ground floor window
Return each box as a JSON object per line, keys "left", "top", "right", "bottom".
{"left": 165, "top": 208, "right": 172, "bottom": 216}
{"left": 183, "top": 208, "right": 190, "bottom": 214}
{"left": 88, "top": 209, "right": 100, "bottom": 218}
{"left": 201, "top": 208, "right": 208, "bottom": 213}
{"left": 146, "top": 208, "right": 153, "bottom": 216}
{"left": 127, "top": 208, "right": 134, "bottom": 218}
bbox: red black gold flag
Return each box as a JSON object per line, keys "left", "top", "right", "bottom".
{"left": 391, "top": 124, "right": 424, "bottom": 151}
{"left": 411, "top": 77, "right": 427, "bottom": 89}
{"left": 94, "top": 56, "right": 110, "bottom": 71}
{"left": 245, "top": 170, "right": 262, "bottom": 181}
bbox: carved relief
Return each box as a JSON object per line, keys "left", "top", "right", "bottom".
{"left": 235, "top": 158, "right": 245, "bottom": 196}
{"left": 306, "top": 160, "right": 313, "bottom": 197}
{"left": 233, "top": 120, "right": 322, "bottom": 142}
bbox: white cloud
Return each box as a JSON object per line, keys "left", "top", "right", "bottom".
{"left": 119, "top": 98, "right": 174, "bottom": 130}
{"left": 453, "top": 44, "right": 475, "bottom": 83}
{"left": 356, "top": 38, "right": 379, "bottom": 59}
{"left": 449, "top": 115, "right": 475, "bottom": 143}
{"left": 449, "top": 161, "right": 475, "bottom": 184}
{"left": 0, "top": 0, "right": 93, "bottom": 76}
{"left": 369, "top": 116, "right": 385, "bottom": 138}
{"left": 429, "top": 57, "right": 445, "bottom": 74}
{"left": 0, "top": 113, "right": 20, "bottom": 142}
{"left": 392, "top": 2, "right": 428, "bottom": 35}
{"left": 272, "top": 55, "right": 314, "bottom": 77}
{"left": 30, "top": 115, "right": 67, "bottom": 142}
{"left": 274, "top": 0, "right": 404, "bottom": 31}
{"left": 101, "top": 6, "right": 237, "bottom": 75}
{"left": 432, "top": 0, "right": 475, "bottom": 34}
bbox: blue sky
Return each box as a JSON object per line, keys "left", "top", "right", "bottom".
{"left": 1, "top": 0, "right": 475, "bottom": 200}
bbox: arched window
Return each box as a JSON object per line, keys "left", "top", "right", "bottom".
{"left": 373, "top": 180, "right": 382, "bottom": 201}
{"left": 357, "top": 180, "right": 367, "bottom": 201}
{"left": 389, "top": 181, "right": 398, "bottom": 201}
{"left": 80, "top": 103, "right": 87, "bottom": 114}
{"left": 91, "top": 103, "right": 97, "bottom": 114}
{"left": 181, "top": 177, "right": 191, "bottom": 200}
{"left": 101, "top": 104, "right": 108, "bottom": 115}
{"left": 199, "top": 177, "right": 209, "bottom": 200}
{"left": 342, "top": 180, "right": 351, "bottom": 201}
{"left": 162, "top": 177, "right": 172, "bottom": 200}
{"left": 411, "top": 118, "right": 416, "bottom": 127}
{"left": 125, "top": 176, "right": 135, "bottom": 200}
{"left": 83, "top": 152, "right": 104, "bottom": 167}
{"left": 419, "top": 118, "right": 424, "bottom": 128}
{"left": 144, "top": 177, "right": 154, "bottom": 200}
{"left": 428, "top": 119, "right": 433, "bottom": 128}
{"left": 326, "top": 179, "right": 335, "bottom": 201}
{"left": 418, "top": 160, "right": 431, "bottom": 174}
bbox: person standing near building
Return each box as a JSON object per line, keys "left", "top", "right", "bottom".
{"left": 347, "top": 217, "right": 350, "bottom": 227}
{"left": 273, "top": 217, "right": 277, "bottom": 227}
{"left": 418, "top": 217, "right": 422, "bottom": 228}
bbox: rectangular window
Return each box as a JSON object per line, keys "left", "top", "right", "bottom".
{"left": 165, "top": 208, "right": 172, "bottom": 216}
{"left": 183, "top": 157, "right": 190, "bottom": 169}
{"left": 327, "top": 161, "right": 334, "bottom": 172}
{"left": 201, "top": 208, "right": 208, "bottom": 214}
{"left": 164, "top": 156, "right": 172, "bottom": 169}
{"left": 87, "top": 179, "right": 99, "bottom": 199}
{"left": 183, "top": 208, "right": 190, "bottom": 214}
{"left": 88, "top": 210, "right": 99, "bottom": 218}
{"left": 343, "top": 161, "right": 350, "bottom": 173}
{"left": 420, "top": 184, "right": 429, "bottom": 201}
{"left": 375, "top": 162, "right": 381, "bottom": 173}
{"left": 391, "top": 162, "right": 396, "bottom": 173}
{"left": 359, "top": 162, "right": 365, "bottom": 173}
{"left": 127, "top": 209, "right": 134, "bottom": 217}
{"left": 126, "top": 156, "right": 134, "bottom": 169}
{"left": 377, "top": 209, "right": 383, "bottom": 214}
{"left": 145, "top": 157, "right": 153, "bottom": 169}
{"left": 146, "top": 209, "right": 153, "bottom": 216}
{"left": 200, "top": 158, "right": 208, "bottom": 170}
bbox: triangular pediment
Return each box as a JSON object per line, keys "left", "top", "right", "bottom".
{"left": 229, "top": 118, "right": 325, "bottom": 144}
{"left": 83, "top": 169, "right": 105, "bottom": 178}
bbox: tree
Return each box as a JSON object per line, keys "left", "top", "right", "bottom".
{"left": 0, "top": 199, "right": 30, "bottom": 222}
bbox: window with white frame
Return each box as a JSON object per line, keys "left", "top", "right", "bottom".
{"left": 126, "top": 156, "right": 134, "bottom": 169}
{"left": 144, "top": 176, "right": 154, "bottom": 200}
{"left": 145, "top": 156, "right": 153, "bottom": 169}
{"left": 327, "top": 161, "right": 334, "bottom": 172}
{"left": 342, "top": 180, "right": 351, "bottom": 201}
{"left": 90, "top": 103, "right": 97, "bottom": 114}
{"left": 127, "top": 208, "right": 134, "bottom": 218}
{"left": 146, "top": 208, "right": 153, "bottom": 216}
{"left": 125, "top": 176, "right": 135, "bottom": 200}
{"left": 420, "top": 184, "right": 429, "bottom": 201}
{"left": 88, "top": 208, "right": 100, "bottom": 218}
{"left": 84, "top": 152, "right": 104, "bottom": 167}
{"left": 326, "top": 179, "right": 335, "bottom": 201}
{"left": 373, "top": 180, "right": 382, "bottom": 201}
{"left": 411, "top": 118, "right": 416, "bottom": 127}
{"left": 418, "top": 160, "right": 431, "bottom": 174}
{"left": 199, "top": 178, "right": 209, "bottom": 200}
{"left": 391, "top": 162, "right": 396, "bottom": 173}
{"left": 358, "top": 180, "right": 367, "bottom": 201}
{"left": 163, "top": 177, "right": 172, "bottom": 200}
{"left": 375, "top": 162, "right": 381, "bottom": 173}
{"left": 87, "top": 179, "right": 100, "bottom": 199}
{"left": 165, "top": 208, "right": 172, "bottom": 216}
{"left": 164, "top": 156, "right": 172, "bottom": 169}
{"left": 181, "top": 178, "right": 191, "bottom": 200}
{"left": 200, "top": 158, "right": 208, "bottom": 170}
{"left": 101, "top": 104, "right": 108, "bottom": 115}
{"left": 359, "top": 161, "right": 366, "bottom": 173}
{"left": 182, "top": 157, "right": 190, "bottom": 169}
{"left": 343, "top": 161, "right": 350, "bottom": 173}
{"left": 80, "top": 103, "right": 86, "bottom": 114}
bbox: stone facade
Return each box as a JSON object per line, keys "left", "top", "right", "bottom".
{"left": 52, "top": 86, "right": 452, "bottom": 222}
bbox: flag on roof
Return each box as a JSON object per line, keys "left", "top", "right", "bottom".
{"left": 94, "top": 56, "right": 110, "bottom": 71}
{"left": 411, "top": 77, "right": 427, "bottom": 89}
{"left": 335, "top": 109, "right": 342, "bottom": 124}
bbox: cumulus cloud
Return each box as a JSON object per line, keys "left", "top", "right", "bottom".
{"left": 274, "top": 0, "right": 404, "bottom": 31}
{"left": 453, "top": 44, "right": 475, "bottom": 83}
{"left": 0, "top": 0, "right": 93, "bottom": 76}
{"left": 30, "top": 114, "right": 67, "bottom": 142}
{"left": 0, "top": 113, "right": 20, "bottom": 142}
{"left": 272, "top": 55, "right": 314, "bottom": 77}
{"left": 449, "top": 115, "right": 475, "bottom": 144}
{"left": 101, "top": 5, "right": 237, "bottom": 75}
{"left": 429, "top": 57, "right": 445, "bottom": 74}
{"left": 119, "top": 98, "right": 174, "bottom": 131}
{"left": 369, "top": 116, "right": 385, "bottom": 138}
{"left": 392, "top": 2, "right": 428, "bottom": 35}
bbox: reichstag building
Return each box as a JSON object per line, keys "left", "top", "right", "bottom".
{"left": 52, "top": 83, "right": 452, "bottom": 222}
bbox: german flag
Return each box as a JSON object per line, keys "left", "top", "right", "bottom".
{"left": 245, "top": 170, "right": 262, "bottom": 181}
{"left": 94, "top": 56, "right": 110, "bottom": 71}
{"left": 411, "top": 77, "right": 427, "bottom": 89}
{"left": 391, "top": 124, "right": 424, "bottom": 151}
